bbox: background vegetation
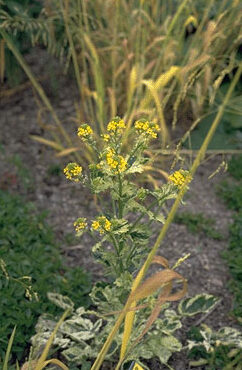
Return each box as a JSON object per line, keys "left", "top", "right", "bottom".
{"left": 0, "top": 189, "right": 91, "bottom": 364}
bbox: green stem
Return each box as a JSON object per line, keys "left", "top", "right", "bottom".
{"left": 109, "top": 234, "right": 120, "bottom": 256}
{"left": 125, "top": 241, "right": 138, "bottom": 266}
{"left": 112, "top": 197, "right": 117, "bottom": 217}
{"left": 109, "top": 233, "right": 124, "bottom": 275}
{"left": 118, "top": 174, "right": 123, "bottom": 219}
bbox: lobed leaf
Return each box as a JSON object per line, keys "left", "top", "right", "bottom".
{"left": 178, "top": 294, "right": 220, "bottom": 317}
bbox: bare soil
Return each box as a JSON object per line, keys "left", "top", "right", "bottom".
{"left": 0, "top": 49, "right": 239, "bottom": 369}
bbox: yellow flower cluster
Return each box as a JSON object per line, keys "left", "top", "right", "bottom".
{"left": 63, "top": 163, "right": 82, "bottom": 182}
{"left": 101, "top": 134, "right": 110, "bottom": 142}
{"left": 92, "top": 216, "right": 111, "bottom": 234}
{"left": 77, "top": 124, "right": 93, "bottom": 139}
{"left": 168, "top": 170, "right": 192, "bottom": 188}
{"left": 74, "top": 218, "right": 87, "bottom": 232}
{"left": 106, "top": 148, "right": 127, "bottom": 173}
{"left": 107, "top": 117, "right": 126, "bottom": 135}
{"left": 134, "top": 120, "right": 160, "bottom": 138}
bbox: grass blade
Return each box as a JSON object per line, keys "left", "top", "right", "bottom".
{"left": 3, "top": 326, "right": 16, "bottom": 370}
{"left": 41, "top": 358, "right": 68, "bottom": 370}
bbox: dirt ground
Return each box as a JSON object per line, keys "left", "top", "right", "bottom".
{"left": 0, "top": 49, "right": 239, "bottom": 369}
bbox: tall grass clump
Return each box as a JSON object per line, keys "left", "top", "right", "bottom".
{"left": 0, "top": 0, "right": 241, "bottom": 170}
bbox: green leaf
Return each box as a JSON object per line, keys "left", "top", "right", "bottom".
{"left": 154, "top": 214, "right": 165, "bottom": 223}
{"left": 90, "top": 177, "right": 112, "bottom": 193}
{"left": 152, "top": 184, "right": 177, "bottom": 204}
{"left": 178, "top": 294, "right": 219, "bottom": 316}
{"left": 47, "top": 293, "right": 74, "bottom": 311}
{"left": 3, "top": 326, "right": 16, "bottom": 370}
{"left": 149, "top": 334, "right": 182, "bottom": 364}
{"left": 217, "top": 327, "right": 242, "bottom": 348}
{"left": 112, "top": 219, "right": 130, "bottom": 235}
{"left": 126, "top": 163, "right": 144, "bottom": 174}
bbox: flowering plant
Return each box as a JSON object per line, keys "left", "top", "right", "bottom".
{"left": 64, "top": 117, "right": 192, "bottom": 277}
{"left": 31, "top": 118, "right": 223, "bottom": 369}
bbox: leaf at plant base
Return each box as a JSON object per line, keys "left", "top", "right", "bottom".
{"left": 62, "top": 343, "right": 96, "bottom": 364}
{"left": 155, "top": 310, "right": 182, "bottom": 334}
{"left": 31, "top": 317, "right": 70, "bottom": 355}
{"left": 125, "top": 343, "right": 154, "bottom": 362}
{"left": 160, "top": 334, "right": 182, "bottom": 351}
{"left": 147, "top": 334, "right": 182, "bottom": 364}
{"left": 47, "top": 292, "right": 74, "bottom": 311}
{"left": 217, "top": 327, "right": 242, "bottom": 348}
{"left": 178, "top": 294, "right": 219, "bottom": 316}
{"left": 59, "top": 306, "right": 103, "bottom": 342}
{"left": 61, "top": 317, "right": 102, "bottom": 342}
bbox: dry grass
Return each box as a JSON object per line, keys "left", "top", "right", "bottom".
{"left": 1, "top": 0, "right": 241, "bottom": 170}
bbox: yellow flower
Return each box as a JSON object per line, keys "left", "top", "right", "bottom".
{"left": 134, "top": 120, "right": 160, "bottom": 138}
{"left": 105, "top": 148, "right": 127, "bottom": 174}
{"left": 107, "top": 117, "right": 126, "bottom": 135}
{"left": 77, "top": 124, "right": 93, "bottom": 139}
{"left": 91, "top": 216, "right": 112, "bottom": 234}
{"left": 63, "top": 163, "right": 82, "bottom": 182}
{"left": 74, "top": 218, "right": 87, "bottom": 232}
{"left": 92, "top": 220, "right": 100, "bottom": 230}
{"left": 101, "top": 134, "right": 110, "bottom": 142}
{"left": 168, "top": 170, "right": 192, "bottom": 188}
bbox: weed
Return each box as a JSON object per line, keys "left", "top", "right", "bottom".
{"left": 217, "top": 154, "right": 242, "bottom": 321}
{"left": 187, "top": 325, "right": 242, "bottom": 369}
{"left": 10, "top": 154, "right": 34, "bottom": 191}
{"left": 223, "top": 211, "right": 242, "bottom": 320}
{"left": 217, "top": 181, "right": 242, "bottom": 211}
{"left": 47, "top": 163, "right": 63, "bottom": 177}
{"left": 0, "top": 189, "right": 91, "bottom": 364}
{"left": 227, "top": 155, "right": 242, "bottom": 180}
{"left": 174, "top": 212, "right": 223, "bottom": 240}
